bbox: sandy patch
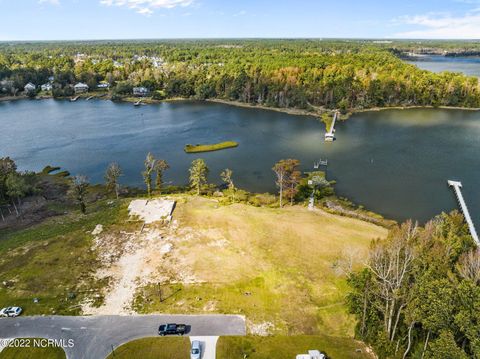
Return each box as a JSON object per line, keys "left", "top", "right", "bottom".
{"left": 248, "top": 321, "right": 275, "bottom": 336}
{"left": 91, "top": 224, "right": 103, "bottom": 236}
{"left": 83, "top": 198, "right": 203, "bottom": 315}
{"left": 128, "top": 199, "right": 175, "bottom": 224}
{"left": 83, "top": 227, "right": 181, "bottom": 315}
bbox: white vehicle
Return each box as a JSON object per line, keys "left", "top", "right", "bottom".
{"left": 190, "top": 340, "right": 201, "bottom": 359}
{"left": 0, "top": 307, "right": 22, "bottom": 317}
{"left": 296, "top": 350, "right": 326, "bottom": 359}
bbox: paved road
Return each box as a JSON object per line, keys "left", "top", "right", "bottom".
{"left": 0, "top": 315, "right": 245, "bottom": 359}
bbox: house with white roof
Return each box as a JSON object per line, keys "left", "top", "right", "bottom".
{"left": 41, "top": 83, "right": 53, "bottom": 92}
{"left": 74, "top": 82, "right": 89, "bottom": 94}
{"left": 24, "top": 82, "right": 36, "bottom": 93}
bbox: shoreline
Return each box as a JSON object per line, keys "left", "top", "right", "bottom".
{"left": 352, "top": 104, "right": 480, "bottom": 113}
{"left": 3, "top": 94, "right": 479, "bottom": 116}
{"left": 206, "top": 98, "right": 323, "bottom": 118}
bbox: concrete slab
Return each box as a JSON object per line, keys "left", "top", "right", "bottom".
{"left": 190, "top": 336, "right": 219, "bottom": 359}
{"left": 128, "top": 199, "right": 176, "bottom": 224}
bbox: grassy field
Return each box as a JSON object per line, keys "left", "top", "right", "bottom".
{"left": 105, "top": 337, "right": 189, "bottom": 359}
{"left": 0, "top": 199, "right": 129, "bottom": 315}
{"left": 0, "top": 339, "right": 66, "bottom": 359}
{"left": 99, "top": 335, "right": 373, "bottom": 359}
{"left": 217, "top": 335, "right": 373, "bottom": 359}
{"left": 0, "top": 193, "right": 386, "bottom": 356}
{"left": 184, "top": 141, "right": 239, "bottom": 153}
{"left": 133, "top": 196, "right": 387, "bottom": 337}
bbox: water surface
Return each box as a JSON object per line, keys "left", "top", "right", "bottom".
{"left": 406, "top": 55, "right": 480, "bottom": 77}
{"left": 1, "top": 99, "right": 480, "bottom": 225}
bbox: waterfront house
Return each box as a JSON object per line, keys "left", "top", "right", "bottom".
{"left": 133, "top": 87, "right": 149, "bottom": 97}
{"left": 74, "top": 82, "right": 89, "bottom": 94}
{"left": 41, "top": 83, "right": 53, "bottom": 91}
{"left": 0, "top": 80, "right": 14, "bottom": 93}
{"left": 24, "top": 82, "right": 36, "bottom": 93}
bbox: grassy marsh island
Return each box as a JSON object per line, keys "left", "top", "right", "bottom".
{"left": 184, "top": 141, "right": 239, "bottom": 153}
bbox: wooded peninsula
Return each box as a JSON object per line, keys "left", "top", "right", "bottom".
{"left": 1, "top": 39, "right": 480, "bottom": 111}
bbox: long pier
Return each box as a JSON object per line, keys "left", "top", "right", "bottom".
{"left": 325, "top": 112, "right": 338, "bottom": 141}
{"left": 448, "top": 180, "right": 479, "bottom": 246}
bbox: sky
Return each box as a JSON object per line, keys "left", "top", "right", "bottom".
{"left": 1, "top": 0, "right": 480, "bottom": 40}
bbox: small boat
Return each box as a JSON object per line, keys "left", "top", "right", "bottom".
{"left": 86, "top": 96, "right": 94, "bottom": 101}
{"left": 134, "top": 99, "right": 142, "bottom": 106}
{"left": 70, "top": 96, "right": 79, "bottom": 102}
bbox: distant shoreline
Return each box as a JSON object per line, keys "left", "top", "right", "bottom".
{"left": 1, "top": 94, "right": 479, "bottom": 115}
{"left": 353, "top": 105, "right": 480, "bottom": 113}
{"left": 206, "top": 99, "right": 323, "bottom": 118}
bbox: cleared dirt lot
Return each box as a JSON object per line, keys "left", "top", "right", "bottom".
{"left": 87, "top": 196, "right": 387, "bottom": 337}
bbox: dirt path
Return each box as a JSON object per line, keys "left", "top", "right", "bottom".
{"left": 83, "top": 227, "right": 180, "bottom": 315}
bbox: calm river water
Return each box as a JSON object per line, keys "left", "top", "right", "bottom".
{"left": 1, "top": 99, "right": 480, "bottom": 224}
{"left": 406, "top": 55, "right": 480, "bottom": 77}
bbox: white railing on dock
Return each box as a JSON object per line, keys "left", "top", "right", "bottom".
{"left": 325, "top": 112, "right": 337, "bottom": 141}
{"left": 448, "top": 180, "right": 479, "bottom": 246}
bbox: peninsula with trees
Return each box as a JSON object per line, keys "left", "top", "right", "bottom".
{"left": 1, "top": 39, "right": 480, "bottom": 114}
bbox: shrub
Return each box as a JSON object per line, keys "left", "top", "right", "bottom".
{"left": 248, "top": 193, "right": 277, "bottom": 207}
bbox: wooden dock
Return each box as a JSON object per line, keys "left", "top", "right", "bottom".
{"left": 325, "top": 112, "right": 337, "bottom": 141}
{"left": 448, "top": 180, "right": 479, "bottom": 246}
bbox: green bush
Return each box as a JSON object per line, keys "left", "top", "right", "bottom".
{"left": 248, "top": 193, "right": 277, "bottom": 207}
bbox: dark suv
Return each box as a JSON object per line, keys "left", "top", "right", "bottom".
{"left": 158, "top": 323, "right": 187, "bottom": 336}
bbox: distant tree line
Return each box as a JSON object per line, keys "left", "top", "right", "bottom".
{"left": 1, "top": 40, "right": 479, "bottom": 109}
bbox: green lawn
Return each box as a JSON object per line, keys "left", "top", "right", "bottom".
{"left": 0, "top": 339, "right": 66, "bottom": 359}
{"left": 133, "top": 197, "right": 387, "bottom": 337}
{"left": 101, "top": 335, "right": 373, "bottom": 359}
{"left": 217, "top": 336, "right": 373, "bottom": 359}
{"left": 0, "top": 199, "right": 129, "bottom": 315}
{"left": 105, "top": 337, "right": 189, "bottom": 359}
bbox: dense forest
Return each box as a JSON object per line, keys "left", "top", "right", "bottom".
{"left": 348, "top": 213, "right": 480, "bottom": 358}
{"left": 1, "top": 39, "right": 480, "bottom": 110}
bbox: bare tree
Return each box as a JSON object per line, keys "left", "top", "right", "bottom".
{"left": 367, "top": 220, "right": 417, "bottom": 342}
{"left": 273, "top": 159, "right": 301, "bottom": 207}
{"left": 272, "top": 161, "right": 287, "bottom": 207}
{"left": 105, "top": 162, "right": 123, "bottom": 199}
{"left": 457, "top": 248, "right": 480, "bottom": 284}
{"left": 221, "top": 168, "right": 235, "bottom": 203}
{"left": 142, "top": 152, "right": 156, "bottom": 197}
{"left": 154, "top": 159, "right": 169, "bottom": 194}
